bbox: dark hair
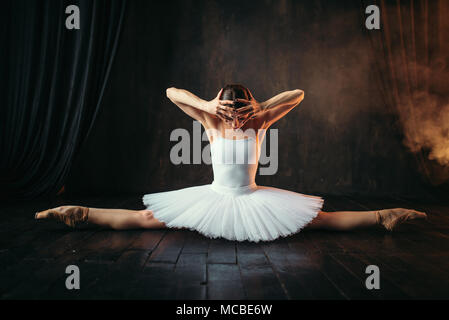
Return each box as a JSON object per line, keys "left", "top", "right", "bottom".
{"left": 219, "top": 84, "right": 252, "bottom": 109}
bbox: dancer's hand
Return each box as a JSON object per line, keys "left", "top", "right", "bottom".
{"left": 234, "top": 93, "right": 263, "bottom": 120}
{"left": 218, "top": 104, "right": 253, "bottom": 128}
{"left": 205, "top": 89, "right": 236, "bottom": 121}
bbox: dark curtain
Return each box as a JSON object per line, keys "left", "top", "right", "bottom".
{"left": 0, "top": 0, "right": 127, "bottom": 200}
{"left": 365, "top": 0, "right": 449, "bottom": 186}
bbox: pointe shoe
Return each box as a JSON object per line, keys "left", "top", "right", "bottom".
{"left": 376, "top": 208, "right": 427, "bottom": 231}
{"left": 35, "top": 206, "right": 89, "bottom": 228}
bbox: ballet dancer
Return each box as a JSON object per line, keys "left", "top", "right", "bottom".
{"left": 35, "top": 85, "right": 427, "bottom": 242}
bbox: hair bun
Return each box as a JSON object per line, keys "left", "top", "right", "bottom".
{"left": 219, "top": 84, "right": 252, "bottom": 109}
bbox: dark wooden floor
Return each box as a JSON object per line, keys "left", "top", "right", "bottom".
{"left": 1, "top": 194, "right": 448, "bottom": 300}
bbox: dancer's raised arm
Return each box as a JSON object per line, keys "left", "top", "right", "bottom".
{"left": 236, "top": 89, "right": 304, "bottom": 127}
{"left": 166, "top": 87, "right": 235, "bottom": 123}
{"left": 259, "top": 89, "right": 304, "bottom": 126}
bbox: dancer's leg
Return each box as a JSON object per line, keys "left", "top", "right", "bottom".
{"left": 87, "top": 208, "right": 166, "bottom": 229}
{"left": 307, "top": 208, "right": 427, "bottom": 231}
{"left": 35, "top": 206, "right": 166, "bottom": 230}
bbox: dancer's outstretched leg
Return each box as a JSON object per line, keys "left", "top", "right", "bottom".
{"left": 35, "top": 206, "right": 166, "bottom": 230}
{"left": 36, "top": 206, "right": 426, "bottom": 232}
{"left": 307, "top": 208, "right": 427, "bottom": 231}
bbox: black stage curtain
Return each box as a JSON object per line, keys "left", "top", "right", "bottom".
{"left": 365, "top": 0, "right": 449, "bottom": 187}
{"left": 0, "top": 0, "right": 127, "bottom": 200}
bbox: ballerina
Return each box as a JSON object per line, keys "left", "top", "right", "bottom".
{"left": 36, "top": 84, "right": 427, "bottom": 242}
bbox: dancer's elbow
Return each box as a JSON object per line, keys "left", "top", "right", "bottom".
{"left": 287, "top": 89, "right": 304, "bottom": 105}
{"left": 166, "top": 87, "right": 176, "bottom": 98}
{"left": 294, "top": 89, "right": 304, "bottom": 98}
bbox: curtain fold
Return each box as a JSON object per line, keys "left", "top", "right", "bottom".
{"left": 365, "top": 0, "right": 449, "bottom": 186}
{"left": 0, "top": 0, "right": 127, "bottom": 200}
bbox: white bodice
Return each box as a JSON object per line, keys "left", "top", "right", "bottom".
{"left": 210, "top": 132, "right": 265, "bottom": 192}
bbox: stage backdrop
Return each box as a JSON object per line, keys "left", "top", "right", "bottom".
{"left": 1, "top": 0, "right": 126, "bottom": 200}
{"left": 66, "top": 0, "right": 449, "bottom": 200}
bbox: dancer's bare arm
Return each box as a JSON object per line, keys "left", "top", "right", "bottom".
{"left": 259, "top": 89, "right": 304, "bottom": 126}
{"left": 166, "top": 87, "right": 235, "bottom": 123}
{"left": 236, "top": 89, "right": 304, "bottom": 128}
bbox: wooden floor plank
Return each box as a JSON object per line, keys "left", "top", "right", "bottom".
{"left": 1, "top": 254, "right": 59, "bottom": 297}
{"left": 147, "top": 230, "right": 187, "bottom": 263}
{"left": 287, "top": 238, "right": 347, "bottom": 300}
{"left": 182, "top": 232, "right": 210, "bottom": 254}
{"left": 126, "top": 262, "right": 177, "bottom": 299}
{"left": 128, "top": 229, "right": 165, "bottom": 250}
{"left": 236, "top": 243, "right": 269, "bottom": 268}
{"left": 207, "top": 263, "right": 245, "bottom": 300}
{"left": 207, "top": 239, "right": 236, "bottom": 264}
{"left": 262, "top": 241, "right": 310, "bottom": 299}
{"left": 174, "top": 253, "right": 207, "bottom": 299}
{"left": 264, "top": 235, "right": 372, "bottom": 299}
{"left": 235, "top": 242, "right": 287, "bottom": 299}
{"left": 239, "top": 265, "right": 289, "bottom": 300}
{"left": 86, "top": 250, "right": 153, "bottom": 299}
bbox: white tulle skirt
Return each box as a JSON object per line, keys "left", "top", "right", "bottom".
{"left": 142, "top": 182, "right": 324, "bottom": 242}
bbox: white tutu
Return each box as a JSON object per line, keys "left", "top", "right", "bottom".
{"left": 143, "top": 134, "right": 324, "bottom": 242}
{"left": 143, "top": 182, "right": 323, "bottom": 242}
